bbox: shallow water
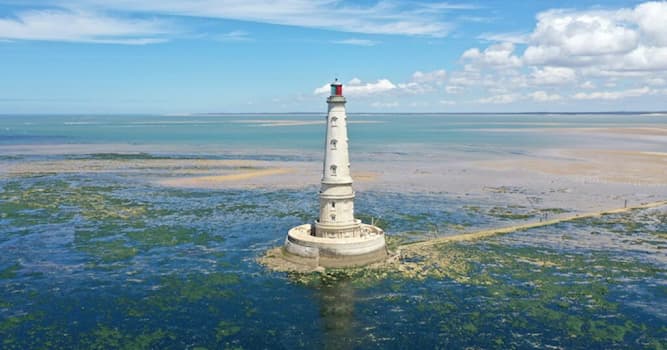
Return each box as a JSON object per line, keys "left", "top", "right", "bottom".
{"left": 1, "top": 169, "right": 666, "bottom": 349}
{"left": 2, "top": 113, "right": 665, "bottom": 154}
{"left": 1, "top": 113, "right": 666, "bottom": 348}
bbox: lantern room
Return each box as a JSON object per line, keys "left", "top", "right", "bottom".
{"left": 330, "top": 80, "right": 343, "bottom": 96}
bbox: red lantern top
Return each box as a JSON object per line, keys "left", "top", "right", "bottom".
{"left": 330, "top": 80, "right": 343, "bottom": 96}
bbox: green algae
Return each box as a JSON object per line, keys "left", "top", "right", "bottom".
{"left": 274, "top": 207, "right": 667, "bottom": 347}
{"left": 78, "top": 239, "right": 139, "bottom": 263}
{"left": 462, "top": 204, "right": 568, "bottom": 222}
{"left": 0, "top": 263, "right": 21, "bottom": 279}
{"left": 147, "top": 272, "right": 240, "bottom": 310}
{"left": 0, "top": 179, "right": 149, "bottom": 230}
{"left": 0, "top": 314, "right": 35, "bottom": 334}
{"left": 82, "top": 326, "right": 169, "bottom": 349}
{"left": 488, "top": 205, "right": 535, "bottom": 220}
{"left": 225, "top": 204, "right": 262, "bottom": 212}
{"left": 463, "top": 204, "right": 566, "bottom": 221}
{"left": 0, "top": 177, "right": 227, "bottom": 266}
{"left": 355, "top": 213, "right": 388, "bottom": 229}
{"left": 401, "top": 240, "right": 666, "bottom": 346}
{"left": 3, "top": 172, "right": 665, "bottom": 348}
{"left": 462, "top": 205, "right": 482, "bottom": 213}
{"left": 126, "top": 226, "right": 224, "bottom": 248}
{"left": 574, "top": 209, "right": 667, "bottom": 239}
{"left": 274, "top": 210, "right": 313, "bottom": 222}
{"left": 72, "top": 186, "right": 149, "bottom": 222}
{"left": 540, "top": 207, "right": 569, "bottom": 214}
{"left": 0, "top": 179, "right": 75, "bottom": 226}
{"left": 484, "top": 186, "right": 527, "bottom": 194}
{"left": 399, "top": 213, "right": 431, "bottom": 223}
{"left": 216, "top": 321, "right": 241, "bottom": 339}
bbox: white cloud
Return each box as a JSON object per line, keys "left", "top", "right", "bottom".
{"left": 646, "top": 77, "right": 666, "bottom": 86}
{"left": 572, "top": 86, "right": 654, "bottom": 100}
{"left": 478, "top": 93, "right": 521, "bottom": 104}
{"left": 347, "top": 79, "right": 397, "bottom": 95}
{"left": 630, "top": 1, "right": 667, "bottom": 46}
{"left": 314, "top": 69, "right": 447, "bottom": 97}
{"left": 445, "top": 85, "right": 464, "bottom": 94}
{"left": 0, "top": 9, "right": 169, "bottom": 44}
{"left": 580, "top": 81, "right": 596, "bottom": 89}
{"left": 314, "top": 79, "right": 397, "bottom": 96}
{"left": 448, "top": 70, "right": 481, "bottom": 86}
{"left": 529, "top": 91, "right": 562, "bottom": 102}
{"left": 450, "top": 1, "right": 667, "bottom": 107}
{"left": 614, "top": 45, "right": 667, "bottom": 71}
{"left": 332, "top": 38, "right": 378, "bottom": 46}
{"left": 370, "top": 101, "right": 399, "bottom": 108}
{"left": 216, "top": 30, "right": 252, "bottom": 42}
{"left": 478, "top": 32, "right": 529, "bottom": 44}
{"left": 394, "top": 69, "right": 448, "bottom": 94}
{"left": 531, "top": 66, "right": 576, "bottom": 85}
{"left": 461, "top": 42, "right": 521, "bottom": 67}
{"left": 70, "top": 0, "right": 462, "bottom": 37}
{"left": 521, "top": 2, "right": 667, "bottom": 71}
{"left": 411, "top": 69, "right": 446, "bottom": 84}
{"left": 530, "top": 10, "right": 639, "bottom": 57}
{"left": 313, "top": 84, "right": 330, "bottom": 95}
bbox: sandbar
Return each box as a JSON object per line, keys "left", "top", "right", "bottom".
{"left": 158, "top": 168, "right": 294, "bottom": 187}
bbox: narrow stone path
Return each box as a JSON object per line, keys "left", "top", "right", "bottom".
{"left": 399, "top": 200, "right": 667, "bottom": 253}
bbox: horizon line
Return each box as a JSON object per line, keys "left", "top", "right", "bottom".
{"left": 1, "top": 110, "right": 667, "bottom": 116}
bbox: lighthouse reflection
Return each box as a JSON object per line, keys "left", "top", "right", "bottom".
{"left": 317, "top": 276, "right": 358, "bottom": 350}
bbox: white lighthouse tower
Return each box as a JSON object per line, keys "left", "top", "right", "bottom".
{"left": 284, "top": 80, "right": 387, "bottom": 268}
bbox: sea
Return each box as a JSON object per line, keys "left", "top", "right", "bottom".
{"left": 0, "top": 113, "right": 666, "bottom": 349}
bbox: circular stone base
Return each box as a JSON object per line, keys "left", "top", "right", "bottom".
{"left": 284, "top": 224, "right": 387, "bottom": 268}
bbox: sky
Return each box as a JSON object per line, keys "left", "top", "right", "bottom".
{"left": 1, "top": 0, "right": 667, "bottom": 114}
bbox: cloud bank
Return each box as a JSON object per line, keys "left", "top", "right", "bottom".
{"left": 318, "top": 1, "right": 667, "bottom": 109}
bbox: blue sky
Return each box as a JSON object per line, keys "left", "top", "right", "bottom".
{"left": 1, "top": 0, "right": 666, "bottom": 113}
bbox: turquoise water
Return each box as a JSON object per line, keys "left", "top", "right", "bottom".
{"left": 1, "top": 114, "right": 666, "bottom": 348}
{"left": 2, "top": 113, "right": 665, "bottom": 152}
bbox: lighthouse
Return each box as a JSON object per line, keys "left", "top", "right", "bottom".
{"left": 284, "top": 80, "right": 387, "bottom": 268}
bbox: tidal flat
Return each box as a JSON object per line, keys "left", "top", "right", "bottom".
{"left": 1, "top": 113, "right": 666, "bottom": 348}
{"left": 1, "top": 168, "right": 665, "bottom": 348}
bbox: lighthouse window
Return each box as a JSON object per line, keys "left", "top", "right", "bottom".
{"left": 331, "top": 117, "right": 338, "bottom": 126}
{"left": 330, "top": 165, "right": 337, "bottom": 176}
{"left": 330, "top": 214, "right": 336, "bottom": 222}
{"left": 331, "top": 201, "right": 336, "bottom": 208}
{"left": 330, "top": 139, "right": 337, "bottom": 150}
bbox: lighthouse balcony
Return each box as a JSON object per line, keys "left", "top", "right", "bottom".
{"left": 284, "top": 223, "right": 387, "bottom": 267}
{"left": 286, "top": 222, "right": 370, "bottom": 240}
{"left": 312, "top": 220, "right": 385, "bottom": 239}
{"left": 321, "top": 178, "right": 353, "bottom": 186}
{"left": 327, "top": 96, "right": 346, "bottom": 103}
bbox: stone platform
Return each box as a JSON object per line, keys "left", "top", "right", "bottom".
{"left": 284, "top": 223, "right": 387, "bottom": 268}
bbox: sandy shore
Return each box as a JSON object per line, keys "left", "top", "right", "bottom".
{"left": 583, "top": 127, "right": 667, "bottom": 136}
{"left": 158, "top": 168, "right": 294, "bottom": 187}
{"left": 2, "top": 148, "right": 665, "bottom": 216}
{"left": 1, "top": 159, "right": 263, "bottom": 175}
{"left": 1, "top": 121, "right": 665, "bottom": 214}
{"left": 477, "top": 149, "right": 667, "bottom": 185}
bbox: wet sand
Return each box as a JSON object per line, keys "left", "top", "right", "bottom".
{"left": 477, "top": 149, "right": 667, "bottom": 185}
{"left": 158, "top": 168, "right": 295, "bottom": 187}
{"left": 583, "top": 127, "right": 667, "bottom": 136}
{"left": 1, "top": 125, "right": 665, "bottom": 215}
